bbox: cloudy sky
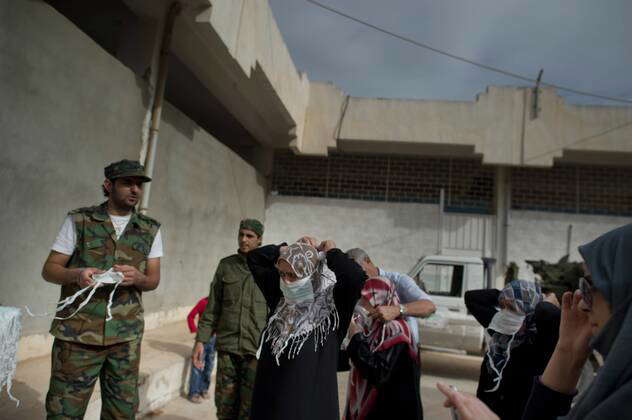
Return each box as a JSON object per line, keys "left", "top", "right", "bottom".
{"left": 268, "top": 0, "right": 632, "bottom": 105}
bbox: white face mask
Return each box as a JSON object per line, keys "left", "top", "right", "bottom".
{"left": 488, "top": 309, "right": 525, "bottom": 336}
{"left": 279, "top": 276, "right": 314, "bottom": 304}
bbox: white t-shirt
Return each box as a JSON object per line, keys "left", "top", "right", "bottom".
{"left": 51, "top": 215, "right": 163, "bottom": 258}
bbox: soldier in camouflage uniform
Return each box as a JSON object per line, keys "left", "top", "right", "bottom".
{"left": 192, "top": 219, "right": 268, "bottom": 420}
{"left": 41, "top": 159, "right": 163, "bottom": 420}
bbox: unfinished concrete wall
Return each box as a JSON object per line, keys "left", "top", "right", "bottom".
{"left": 172, "top": 0, "right": 310, "bottom": 151}
{"left": 0, "top": 1, "right": 265, "bottom": 360}
{"left": 206, "top": 0, "right": 310, "bottom": 144}
{"left": 146, "top": 103, "right": 266, "bottom": 322}
{"left": 265, "top": 196, "right": 630, "bottom": 283}
{"left": 264, "top": 195, "right": 441, "bottom": 275}
{"left": 0, "top": 0, "right": 147, "bottom": 336}
{"left": 302, "top": 82, "right": 632, "bottom": 166}
{"left": 507, "top": 210, "right": 630, "bottom": 280}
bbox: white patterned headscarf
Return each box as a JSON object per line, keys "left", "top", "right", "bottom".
{"left": 484, "top": 279, "right": 542, "bottom": 392}
{"left": 257, "top": 242, "right": 339, "bottom": 365}
{"left": 277, "top": 243, "right": 319, "bottom": 280}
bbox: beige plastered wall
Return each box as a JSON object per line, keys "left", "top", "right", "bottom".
{"left": 300, "top": 82, "right": 632, "bottom": 166}
{"left": 192, "top": 0, "right": 311, "bottom": 146}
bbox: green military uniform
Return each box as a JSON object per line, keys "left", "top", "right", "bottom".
{"left": 196, "top": 252, "right": 268, "bottom": 420}
{"left": 46, "top": 160, "right": 160, "bottom": 420}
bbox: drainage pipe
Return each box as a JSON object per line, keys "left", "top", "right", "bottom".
{"left": 140, "top": 2, "right": 181, "bottom": 214}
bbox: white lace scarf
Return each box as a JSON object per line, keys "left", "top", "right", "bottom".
{"left": 257, "top": 262, "right": 339, "bottom": 365}
{"left": 0, "top": 306, "right": 21, "bottom": 407}
{"left": 26, "top": 269, "right": 124, "bottom": 321}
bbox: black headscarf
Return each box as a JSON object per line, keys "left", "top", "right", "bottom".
{"left": 571, "top": 224, "right": 632, "bottom": 419}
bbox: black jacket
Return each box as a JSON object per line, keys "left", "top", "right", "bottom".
{"left": 247, "top": 245, "right": 366, "bottom": 420}
{"left": 465, "top": 289, "right": 561, "bottom": 420}
{"left": 346, "top": 335, "right": 422, "bottom": 420}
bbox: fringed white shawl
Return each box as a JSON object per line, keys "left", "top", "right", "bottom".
{"left": 26, "top": 269, "right": 123, "bottom": 321}
{"left": 0, "top": 306, "right": 21, "bottom": 407}
{"left": 257, "top": 245, "right": 339, "bottom": 365}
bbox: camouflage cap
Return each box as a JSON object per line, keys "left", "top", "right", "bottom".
{"left": 104, "top": 159, "right": 151, "bottom": 182}
{"left": 239, "top": 219, "right": 264, "bottom": 237}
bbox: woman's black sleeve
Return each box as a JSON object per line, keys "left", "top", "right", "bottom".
{"left": 327, "top": 248, "right": 367, "bottom": 334}
{"left": 247, "top": 244, "right": 285, "bottom": 311}
{"left": 521, "top": 377, "right": 574, "bottom": 420}
{"left": 464, "top": 289, "right": 500, "bottom": 328}
{"left": 347, "top": 334, "right": 404, "bottom": 386}
{"left": 534, "top": 302, "right": 561, "bottom": 355}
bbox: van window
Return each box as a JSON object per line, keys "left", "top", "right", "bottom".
{"left": 421, "top": 264, "right": 464, "bottom": 297}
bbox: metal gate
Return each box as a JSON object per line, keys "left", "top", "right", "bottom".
{"left": 437, "top": 190, "right": 496, "bottom": 257}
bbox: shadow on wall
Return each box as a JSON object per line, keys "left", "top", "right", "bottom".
{"left": 146, "top": 339, "right": 191, "bottom": 356}
{"left": 135, "top": 73, "right": 152, "bottom": 113}
{"left": 0, "top": 379, "right": 45, "bottom": 419}
{"left": 161, "top": 102, "right": 197, "bottom": 142}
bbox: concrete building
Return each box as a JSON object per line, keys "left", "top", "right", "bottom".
{"left": 1, "top": 0, "right": 631, "bottom": 415}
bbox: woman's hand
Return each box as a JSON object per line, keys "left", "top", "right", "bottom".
{"left": 557, "top": 290, "right": 592, "bottom": 361}
{"left": 318, "top": 240, "right": 337, "bottom": 252}
{"left": 540, "top": 290, "right": 592, "bottom": 394}
{"left": 348, "top": 318, "right": 362, "bottom": 338}
{"left": 297, "top": 236, "right": 319, "bottom": 248}
{"left": 436, "top": 383, "right": 499, "bottom": 420}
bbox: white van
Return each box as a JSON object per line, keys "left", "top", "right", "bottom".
{"left": 408, "top": 255, "right": 493, "bottom": 355}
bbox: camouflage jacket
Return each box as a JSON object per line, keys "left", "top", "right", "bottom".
{"left": 196, "top": 253, "right": 268, "bottom": 356}
{"left": 49, "top": 202, "right": 160, "bottom": 346}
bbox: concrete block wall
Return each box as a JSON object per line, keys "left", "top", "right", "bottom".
{"left": 264, "top": 195, "right": 441, "bottom": 275}
{"left": 507, "top": 210, "right": 631, "bottom": 279}
{"left": 268, "top": 149, "right": 631, "bottom": 279}
{"left": 272, "top": 150, "right": 632, "bottom": 217}
{"left": 264, "top": 197, "right": 630, "bottom": 285}
{"left": 271, "top": 150, "right": 495, "bottom": 213}
{"left": 303, "top": 82, "right": 632, "bottom": 165}
{"left": 512, "top": 164, "right": 632, "bottom": 216}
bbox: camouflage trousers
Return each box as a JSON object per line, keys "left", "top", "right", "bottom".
{"left": 215, "top": 351, "right": 257, "bottom": 420}
{"left": 46, "top": 338, "right": 141, "bottom": 420}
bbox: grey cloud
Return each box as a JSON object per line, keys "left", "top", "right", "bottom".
{"left": 269, "top": 0, "right": 632, "bottom": 104}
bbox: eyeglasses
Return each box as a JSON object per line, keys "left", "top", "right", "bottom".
{"left": 579, "top": 276, "right": 593, "bottom": 310}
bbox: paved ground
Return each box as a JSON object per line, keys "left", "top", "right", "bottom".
{"left": 143, "top": 350, "right": 481, "bottom": 420}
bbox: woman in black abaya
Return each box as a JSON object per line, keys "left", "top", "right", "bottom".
{"left": 247, "top": 238, "right": 366, "bottom": 420}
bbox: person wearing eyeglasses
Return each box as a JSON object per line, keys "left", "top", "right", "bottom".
{"left": 438, "top": 223, "right": 632, "bottom": 420}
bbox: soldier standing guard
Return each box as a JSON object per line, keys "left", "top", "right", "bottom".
{"left": 41, "top": 159, "right": 163, "bottom": 419}
{"left": 192, "top": 219, "right": 268, "bottom": 420}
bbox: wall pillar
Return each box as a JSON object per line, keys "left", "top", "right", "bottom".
{"left": 494, "top": 166, "right": 510, "bottom": 285}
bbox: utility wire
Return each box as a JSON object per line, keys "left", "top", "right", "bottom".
{"left": 524, "top": 119, "right": 632, "bottom": 163}
{"left": 306, "top": 0, "right": 632, "bottom": 105}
